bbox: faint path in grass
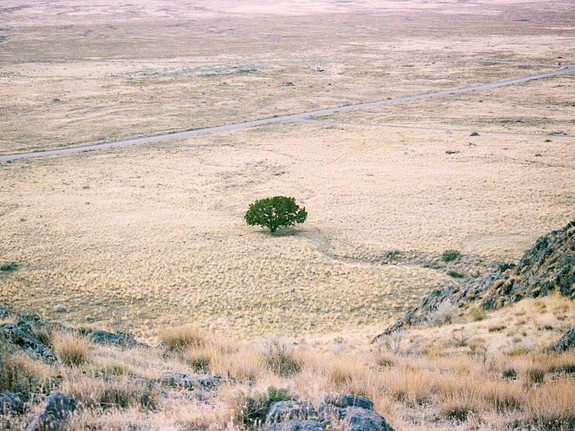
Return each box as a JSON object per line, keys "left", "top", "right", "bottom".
{"left": 1, "top": 65, "right": 574, "bottom": 163}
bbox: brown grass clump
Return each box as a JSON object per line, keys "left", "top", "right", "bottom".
{"left": 62, "top": 375, "right": 159, "bottom": 411}
{"left": 263, "top": 338, "right": 302, "bottom": 377}
{"left": 525, "top": 377, "right": 575, "bottom": 429}
{"left": 53, "top": 333, "right": 92, "bottom": 366}
{"left": 0, "top": 352, "right": 58, "bottom": 401}
{"left": 159, "top": 325, "right": 207, "bottom": 351}
{"left": 481, "top": 380, "right": 524, "bottom": 412}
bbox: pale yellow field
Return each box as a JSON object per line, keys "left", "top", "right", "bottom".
{"left": 1, "top": 0, "right": 573, "bottom": 154}
{"left": 1, "top": 0, "right": 574, "bottom": 342}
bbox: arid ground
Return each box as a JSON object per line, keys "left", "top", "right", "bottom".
{"left": 1, "top": 0, "right": 574, "bottom": 343}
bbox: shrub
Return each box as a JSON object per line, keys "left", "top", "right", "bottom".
{"left": 245, "top": 196, "right": 307, "bottom": 233}
{"left": 0, "top": 262, "right": 18, "bottom": 272}
{"left": 53, "top": 333, "right": 92, "bottom": 366}
{"left": 159, "top": 325, "right": 206, "bottom": 351}
{"left": 426, "top": 301, "right": 458, "bottom": 326}
{"left": 447, "top": 270, "right": 465, "bottom": 278}
{"left": 469, "top": 306, "right": 486, "bottom": 321}
{"left": 263, "top": 338, "right": 302, "bottom": 377}
{"left": 442, "top": 250, "right": 462, "bottom": 262}
{"left": 233, "top": 386, "right": 294, "bottom": 427}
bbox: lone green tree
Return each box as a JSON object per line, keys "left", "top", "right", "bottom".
{"left": 245, "top": 196, "right": 307, "bottom": 233}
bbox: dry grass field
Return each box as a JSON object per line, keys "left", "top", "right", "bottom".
{"left": 1, "top": 0, "right": 573, "bottom": 154}
{"left": 2, "top": 296, "right": 575, "bottom": 431}
{"left": 1, "top": 2, "right": 575, "bottom": 430}
{"left": 1, "top": 0, "right": 574, "bottom": 341}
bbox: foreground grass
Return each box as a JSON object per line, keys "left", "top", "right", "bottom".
{"left": 1, "top": 296, "right": 574, "bottom": 430}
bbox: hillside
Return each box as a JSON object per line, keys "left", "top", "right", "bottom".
{"left": 1, "top": 221, "right": 575, "bottom": 431}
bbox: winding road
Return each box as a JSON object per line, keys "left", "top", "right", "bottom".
{"left": 1, "top": 65, "right": 573, "bottom": 163}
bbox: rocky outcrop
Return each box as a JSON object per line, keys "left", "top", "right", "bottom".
{"left": 266, "top": 401, "right": 316, "bottom": 423}
{"left": 0, "top": 319, "right": 58, "bottom": 364}
{"left": 264, "top": 394, "right": 394, "bottom": 431}
{"left": 158, "top": 372, "right": 222, "bottom": 390}
{"left": 0, "top": 392, "right": 25, "bottom": 415}
{"left": 266, "top": 420, "right": 324, "bottom": 431}
{"left": 550, "top": 328, "right": 575, "bottom": 352}
{"left": 26, "top": 391, "right": 77, "bottom": 431}
{"left": 376, "top": 220, "right": 575, "bottom": 339}
{"left": 86, "top": 329, "right": 147, "bottom": 348}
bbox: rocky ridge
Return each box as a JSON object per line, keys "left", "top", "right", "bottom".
{"left": 376, "top": 219, "right": 575, "bottom": 340}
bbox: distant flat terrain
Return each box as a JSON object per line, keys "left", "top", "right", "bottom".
{"left": 0, "top": 0, "right": 574, "bottom": 340}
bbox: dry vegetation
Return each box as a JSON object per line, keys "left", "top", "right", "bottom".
{"left": 1, "top": 0, "right": 575, "bottom": 429}
{"left": 1, "top": 295, "right": 575, "bottom": 430}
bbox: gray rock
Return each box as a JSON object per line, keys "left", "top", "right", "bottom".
{"left": 0, "top": 319, "right": 57, "bottom": 364}
{"left": 26, "top": 391, "right": 77, "bottom": 431}
{"left": 87, "top": 329, "right": 147, "bottom": 348}
{"left": 159, "top": 372, "right": 221, "bottom": 390}
{"left": 341, "top": 407, "right": 394, "bottom": 431}
{"left": 0, "top": 306, "right": 11, "bottom": 319}
{"left": 550, "top": 328, "right": 575, "bottom": 352}
{"left": 266, "top": 401, "right": 317, "bottom": 424}
{"left": 323, "top": 393, "right": 373, "bottom": 411}
{"left": 376, "top": 219, "right": 575, "bottom": 340}
{"left": 317, "top": 403, "right": 344, "bottom": 421}
{"left": 266, "top": 420, "right": 324, "bottom": 431}
{"left": 0, "top": 392, "right": 24, "bottom": 414}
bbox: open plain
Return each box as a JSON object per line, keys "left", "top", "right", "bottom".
{"left": 1, "top": 1, "right": 575, "bottom": 429}
{"left": 1, "top": 0, "right": 574, "bottom": 339}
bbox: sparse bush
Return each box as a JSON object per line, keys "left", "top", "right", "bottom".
{"left": 159, "top": 324, "right": 206, "bottom": 351}
{"left": 376, "top": 330, "right": 407, "bottom": 355}
{"left": 263, "top": 338, "right": 302, "bottom": 377}
{"left": 450, "top": 330, "right": 471, "bottom": 347}
{"left": 232, "top": 386, "right": 294, "bottom": 427}
{"left": 469, "top": 306, "right": 486, "bottom": 321}
{"left": 442, "top": 250, "right": 462, "bottom": 262}
{"left": 427, "top": 301, "right": 458, "bottom": 326}
{"left": 53, "top": 333, "right": 92, "bottom": 366}
{"left": 526, "top": 367, "right": 546, "bottom": 384}
{"left": 245, "top": 196, "right": 307, "bottom": 233}
{"left": 0, "top": 262, "right": 18, "bottom": 272}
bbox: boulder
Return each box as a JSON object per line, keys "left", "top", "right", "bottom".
{"left": 0, "top": 392, "right": 24, "bottom": 414}
{"left": 265, "top": 420, "right": 324, "bottom": 431}
{"left": 265, "top": 401, "right": 317, "bottom": 424}
{"left": 0, "top": 306, "right": 11, "bottom": 319}
{"left": 0, "top": 320, "right": 57, "bottom": 364}
{"left": 159, "top": 372, "right": 221, "bottom": 390}
{"left": 341, "top": 407, "right": 394, "bottom": 431}
{"left": 323, "top": 393, "right": 373, "bottom": 411}
{"left": 26, "top": 391, "right": 77, "bottom": 431}
{"left": 550, "top": 328, "right": 575, "bottom": 352}
{"left": 87, "top": 329, "right": 147, "bottom": 348}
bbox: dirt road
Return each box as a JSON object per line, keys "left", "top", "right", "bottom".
{"left": 1, "top": 65, "right": 573, "bottom": 163}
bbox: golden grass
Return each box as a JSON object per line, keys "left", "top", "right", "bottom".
{"left": 2, "top": 1, "right": 572, "bottom": 155}
{"left": 159, "top": 325, "right": 207, "bottom": 351}
{"left": 53, "top": 332, "right": 93, "bottom": 366}
{"left": 1, "top": 1, "right": 575, "bottom": 428}
{"left": 1, "top": 298, "right": 575, "bottom": 430}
